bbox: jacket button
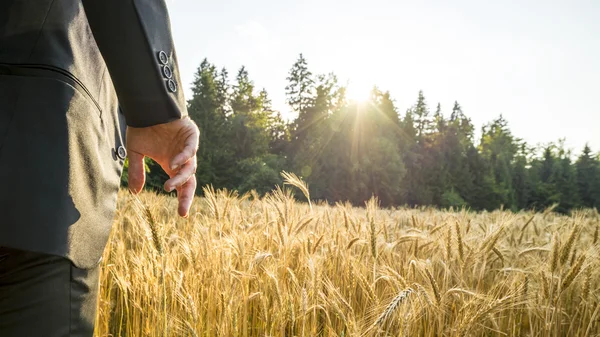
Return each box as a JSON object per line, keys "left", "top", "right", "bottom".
{"left": 162, "top": 65, "right": 173, "bottom": 79}
{"left": 158, "top": 51, "right": 168, "bottom": 65}
{"left": 117, "top": 146, "right": 127, "bottom": 160}
{"left": 167, "top": 79, "right": 177, "bottom": 93}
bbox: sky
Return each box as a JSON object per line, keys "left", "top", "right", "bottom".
{"left": 166, "top": 0, "right": 599, "bottom": 154}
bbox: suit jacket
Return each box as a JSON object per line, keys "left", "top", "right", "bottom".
{"left": 0, "top": 0, "right": 187, "bottom": 269}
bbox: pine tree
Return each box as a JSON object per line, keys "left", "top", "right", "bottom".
{"left": 413, "top": 90, "right": 431, "bottom": 140}
{"left": 290, "top": 73, "right": 341, "bottom": 199}
{"left": 450, "top": 101, "right": 474, "bottom": 141}
{"left": 576, "top": 144, "right": 600, "bottom": 208}
{"left": 259, "top": 89, "right": 289, "bottom": 156}
{"left": 187, "top": 59, "right": 235, "bottom": 190}
{"left": 512, "top": 142, "right": 532, "bottom": 210}
{"left": 231, "top": 66, "right": 259, "bottom": 115}
{"left": 229, "top": 68, "right": 284, "bottom": 194}
{"left": 446, "top": 102, "right": 477, "bottom": 206}
{"left": 554, "top": 141, "right": 580, "bottom": 212}
{"left": 529, "top": 145, "right": 558, "bottom": 209}
{"left": 433, "top": 103, "right": 446, "bottom": 133}
{"left": 216, "top": 67, "right": 231, "bottom": 116}
{"left": 399, "top": 108, "right": 428, "bottom": 205}
{"left": 478, "top": 115, "right": 518, "bottom": 209}
{"left": 286, "top": 54, "right": 315, "bottom": 128}
{"left": 401, "top": 109, "right": 417, "bottom": 143}
{"left": 379, "top": 90, "right": 401, "bottom": 127}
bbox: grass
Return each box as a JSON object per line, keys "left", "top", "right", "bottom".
{"left": 94, "top": 182, "right": 600, "bottom": 336}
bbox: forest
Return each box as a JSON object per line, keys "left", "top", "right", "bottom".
{"left": 123, "top": 54, "right": 600, "bottom": 213}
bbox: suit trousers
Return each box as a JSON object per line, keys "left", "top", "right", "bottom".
{"left": 0, "top": 247, "right": 100, "bottom": 337}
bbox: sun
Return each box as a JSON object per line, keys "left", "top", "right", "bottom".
{"left": 346, "top": 80, "right": 372, "bottom": 103}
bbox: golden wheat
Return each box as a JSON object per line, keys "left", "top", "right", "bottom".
{"left": 95, "top": 187, "right": 600, "bottom": 337}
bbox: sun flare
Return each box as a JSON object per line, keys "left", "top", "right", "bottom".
{"left": 346, "top": 80, "right": 372, "bottom": 103}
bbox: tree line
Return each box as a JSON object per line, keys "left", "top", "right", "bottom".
{"left": 124, "top": 54, "right": 600, "bottom": 213}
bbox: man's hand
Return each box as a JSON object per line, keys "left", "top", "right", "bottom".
{"left": 125, "top": 117, "right": 200, "bottom": 217}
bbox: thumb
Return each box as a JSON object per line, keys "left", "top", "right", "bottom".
{"left": 127, "top": 151, "right": 146, "bottom": 194}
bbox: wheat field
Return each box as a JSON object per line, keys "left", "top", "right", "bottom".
{"left": 95, "top": 178, "right": 600, "bottom": 337}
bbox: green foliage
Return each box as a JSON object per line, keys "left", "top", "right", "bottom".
{"left": 441, "top": 189, "right": 467, "bottom": 209}
{"left": 285, "top": 53, "right": 315, "bottom": 116}
{"left": 235, "top": 154, "right": 285, "bottom": 195}
{"left": 130, "top": 53, "right": 598, "bottom": 213}
{"left": 120, "top": 157, "right": 163, "bottom": 191}
{"left": 576, "top": 144, "right": 600, "bottom": 208}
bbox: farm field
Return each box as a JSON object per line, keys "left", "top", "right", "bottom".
{"left": 95, "top": 185, "right": 600, "bottom": 337}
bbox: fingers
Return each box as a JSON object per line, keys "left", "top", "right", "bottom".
{"left": 169, "top": 122, "right": 200, "bottom": 170}
{"left": 164, "top": 156, "right": 196, "bottom": 192}
{"left": 127, "top": 151, "right": 146, "bottom": 194}
{"left": 170, "top": 140, "right": 198, "bottom": 170}
{"left": 177, "top": 174, "right": 197, "bottom": 217}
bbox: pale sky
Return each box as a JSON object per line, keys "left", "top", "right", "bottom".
{"left": 167, "top": 0, "right": 599, "bottom": 154}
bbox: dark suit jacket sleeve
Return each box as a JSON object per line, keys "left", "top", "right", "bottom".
{"left": 82, "top": 0, "right": 188, "bottom": 127}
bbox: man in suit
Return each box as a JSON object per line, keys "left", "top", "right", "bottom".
{"left": 0, "top": 0, "right": 199, "bottom": 336}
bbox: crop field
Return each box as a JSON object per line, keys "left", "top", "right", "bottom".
{"left": 95, "top": 180, "right": 600, "bottom": 336}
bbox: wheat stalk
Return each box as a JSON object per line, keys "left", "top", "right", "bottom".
{"left": 347, "top": 237, "right": 361, "bottom": 250}
{"left": 281, "top": 171, "right": 312, "bottom": 211}
{"left": 372, "top": 288, "right": 413, "bottom": 329}
{"left": 561, "top": 254, "right": 586, "bottom": 291}
{"left": 446, "top": 227, "right": 452, "bottom": 261}
{"left": 455, "top": 221, "right": 464, "bottom": 261}
{"left": 559, "top": 223, "right": 580, "bottom": 266}
{"left": 424, "top": 268, "right": 441, "bottom": 306}
{"left": 550, "top": 232, "right": 560, "bottom": 274}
